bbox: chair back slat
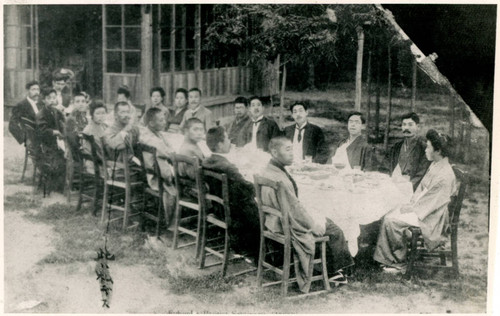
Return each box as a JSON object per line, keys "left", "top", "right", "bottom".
{"left": 201, "top": 168, "right": 230, "bottom": 225}
{"left": 20, "top": 118, "right": 38, "bottom": 153}
{"left": 172, "top": 153, "right": 204, "bottom": 202}
{"left": 101, "top": 137, "right": 133, "bottom": 183}
{"left": 137, "top": 143, "right": 164, "bottom": 194}
{"left": 253, "top": 175, "right": 291, "bottom": 240}
{"left": 449, "top": 166, "right": 468, "bottom": 227}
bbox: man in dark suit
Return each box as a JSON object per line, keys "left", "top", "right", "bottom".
{"left": 52, "top": 71, "right": 72, "bottom": 110}
{"left": 203, "top": 126, "right": 260, "bottom": 261}
{"left": 284, "top": 102, "right": 329, "bottom": 164}
{"left": 381, "top": 112, "right": 430, "bottom": 191}
{"left": 243, "top": 96, "right": 281, "bottom": 152}
{"left": 9, "top": 80, "right": 41, "bottom": 144}
{"left": 227, "top": 96, "right": 251, "bottom": 148}
{"left": 329, "top": 112, "right": 373, "bottom": 170}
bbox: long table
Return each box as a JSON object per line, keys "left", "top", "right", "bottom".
{"left": 225, "top": 148, "right": 413, "bottom": 257}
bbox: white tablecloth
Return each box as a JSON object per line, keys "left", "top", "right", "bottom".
{"left": 230, "top": 152, "right": 413, "bottom": 257}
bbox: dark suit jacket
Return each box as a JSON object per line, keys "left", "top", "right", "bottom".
{"left": 202, "top": 154, "right": 259, "bottom": 257}
{"left": 9, "top": 98, "right": 40, "bottom": 144}
{"left": 228, "top": 114, "right": 251, "bottom": 148}
{"left": 243, "top": 116, "right": 282, "bottom": 152}
{"left": 284, "top": 123, "right": 329, "bottom": 164}
{"left": 382, "top": 137, "right": 430, "bottom": 190}
{"left": 36, "top": 106, "right": 65, "bottom": 150}
{"left": 329, "top": 136, "right": 373, "bottom": 170}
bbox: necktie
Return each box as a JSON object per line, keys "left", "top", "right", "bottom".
{"left": 296, "top": 126, "right": 304, "bottom": 142}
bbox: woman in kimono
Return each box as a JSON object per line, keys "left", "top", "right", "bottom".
{"left": 36, "top": 87, "right": 67, "bottom": 192}
{"left": 141, "top": 87, "right": 169, "bottom": 127}
{"left": 374, "top": 129, "right": 457, "bottom": 272}
{"left": 166, "top": 88, "right": 188, "bottom": 134}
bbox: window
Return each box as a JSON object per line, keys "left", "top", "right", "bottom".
{"left": 17, "top": 5, "right": 35, "bottom": 70}
{"left": 159, "top": 4, "right": 197, "bottom": 72}
{"left": 104, "top": 5, "right": 141, "bottom": 73}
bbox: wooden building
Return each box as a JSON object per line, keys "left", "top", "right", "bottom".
{"left": 4, "top": 4, "right": 272, "bottom": 119}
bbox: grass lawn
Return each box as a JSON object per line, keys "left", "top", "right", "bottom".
{"left": 3, "top": 87, "right": 491, "bottom": 313}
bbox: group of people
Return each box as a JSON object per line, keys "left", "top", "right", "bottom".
{"left": 9, "top": 70, "right": 458, "bottom": 290}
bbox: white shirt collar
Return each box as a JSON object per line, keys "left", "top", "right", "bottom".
{"left": 253, "top": 115, "right": 264, "bottom": 123}
{"left": 296, "top": 121, "right": 307, "bottom": 130}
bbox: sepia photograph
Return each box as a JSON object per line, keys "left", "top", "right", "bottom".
{"left": 2, "top": 2, "right": 497, "bottom": 313}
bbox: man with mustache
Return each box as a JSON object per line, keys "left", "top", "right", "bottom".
{"left": 383, "top": 112, "right": 430, "bottom": 191}
{"left": 9, "top": 80, "right": 41, "bottom": 144}
{"left": 283, "top": 102, "right": 329, "bottom": 164}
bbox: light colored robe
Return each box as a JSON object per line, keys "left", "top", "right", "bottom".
{"left": 260, "top": 162, "right": 325, "bottom": 293}
{"left": 139, "top": 127, "right": 176, "bottom": 195}
{"left": 374, "top": 157, "right": 457, "bottom": 267}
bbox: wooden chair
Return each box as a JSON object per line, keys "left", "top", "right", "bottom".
{"left": 19, "top": 117, "right": 38, "bottom": 186}
{"left": 75, "top": 134, "right": 104, "bottom": 215}
{"left": 199, "top": 168, "right": 257, "bottom": 277}
{"left": 405, "top": 166, "right": 468, "bottom": 278}
{"left": 137, "top": 143, "right": 167, "bottom": 238}
{"left": 64, "top": 134, "right": 80, "bottom": 202}
{"left": 100, "top": 140, "right": 144, "bottom": 231}
{"left": 170, "top": 154, "right": 205, "bottom": 258}
{"left": 253, "top": 175, "right": 330, "bottom": 297}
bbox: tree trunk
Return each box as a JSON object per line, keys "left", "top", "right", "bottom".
{"left": 374, "top": 46, "right": 381, "bottom": 139}
{"left": 410, "top": 58, "right": 417, "bottom": 112}
{"left": 366, "top": 44, "right": 372, "bottom": 140}
{"left": 355, "top": 26, "right": 365, "bottom": 111}
{"left": 307, "top": 60, "right": 315, "bottom": 90}
{"left": 383, "top": 42, "right": 392, "bottom": 151}
{"left": 279, "top": 61, "right": 287, "bottom": 129}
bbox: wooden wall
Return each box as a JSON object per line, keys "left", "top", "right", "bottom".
{"left": 103, "top": 66, "right": 252, "bottom": 115}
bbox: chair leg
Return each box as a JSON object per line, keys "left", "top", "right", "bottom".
{"left": 282, "top": 242, "right": 291, "bottom": 297}
{"left": 76, "top": 170, "right": 84, "bottom": 212}
{"left": 155, "top": 196, "right": 163, "bottom": 238}
{"left": 65, "top": 160, "right": 73, "bottom": 203}
{"left": 140, "top": 191, "right": 148, "bottom": 232}
{"left": 406, "top": 231, "right": 419, "bottom": 279}
{"left": 93, "top": 178, "right": 101, "bottom": 217}
{"left": 221, "top": 228, "right": 230, "bottom": 277}
{"left": 172, "top": 204, "right": 182, "bottom": 249}
{"left": 256, "top": 236, "right": 266, "bottom": 287}
{"left": 195, "top": 208, "right": 203, "bottom": 260}
{"left": 321, "top": 241, "right": 331, "bottom": 291}
{"left": 198, "top": 215, "right": 208, "bottom": 270}
{"left": 123, "top": 187, "right": 131, "bottom": 230}
{"left": 21, "top": 149, "right": 28, "bottom": 182}
{"left": 101, "top": 184, "right": 109, "bottom": 225}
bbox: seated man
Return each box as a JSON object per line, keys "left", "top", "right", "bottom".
{"left": 36, "top": 87, "right": 67, "bottom": 192}
{"left": 116, "top": 85, "right": 139, "bottom": 125}
{"left": 65, "top": 92, "right": 89, "bottom": 160}
{"left": 139, "top": 107, "right": 177, "bottom": 223}
{"left": 284, "top": 102, "right": 329, "bottom": 164}
{"left": 374, "top": 129, "right": 456, "bottom": 272}
{"left": 179, "top": 88, "right": 214, "bottom": 132}
{"left": 178, "top": 117, "right": 206, "bottom": 178}
{"left": 227, "top": 96, "right": 252, "bottom": 148}
{"left": 203, "top": 126, "right": 260, "bottom": 261}
{"left": 381, "top": 112, "right": 430, "bottom": 191}
{"left": 82, "top": 100, "right": 108, "bottom": 173}
{"left": 260, "top": 137, "right": 354, "bottom": 292}
{"left": 103, "top": 101, "right": 141, "bottom": 179}
{"left": 243, "top": 96, "right": 281, "bottom": 152}
{"left": 329, "top": 112, "right": 372, "bottom": 170}
{"left": 9, "top": 80, "right": 41, "bottom": 144}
